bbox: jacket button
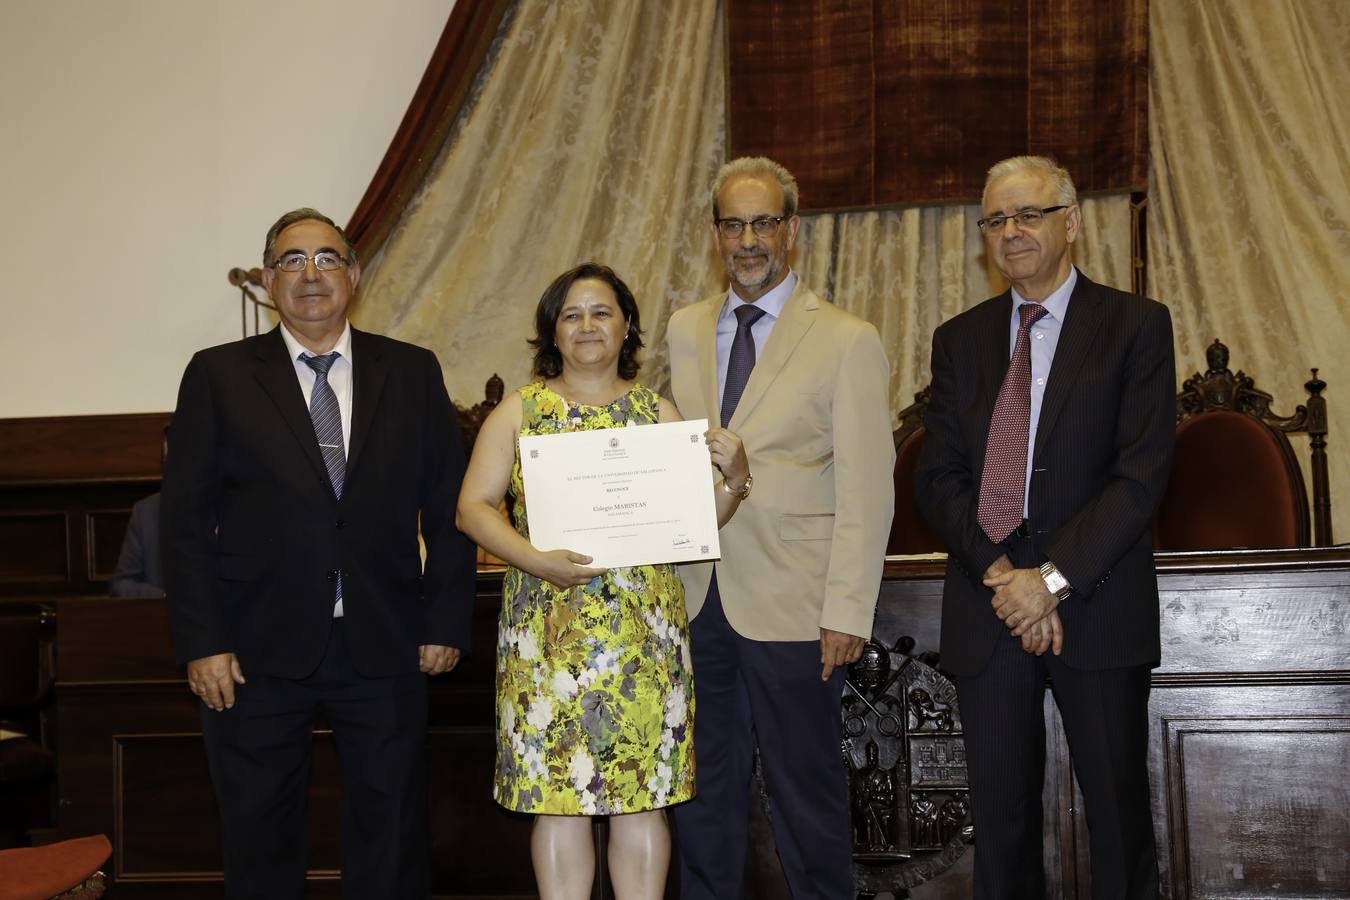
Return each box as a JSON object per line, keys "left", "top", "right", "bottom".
{"left": 335, "top": 519, "right": 346, "bottom": 529}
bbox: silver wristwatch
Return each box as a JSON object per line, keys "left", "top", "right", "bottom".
{"left": 1039, "top": 562, "right": 1072, "bottom": 600}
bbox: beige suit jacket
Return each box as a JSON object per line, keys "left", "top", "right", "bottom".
{"left": 667, "top": 282, "right": 895, "bottom": 641}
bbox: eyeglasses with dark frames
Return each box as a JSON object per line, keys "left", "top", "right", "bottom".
{"left": 976, "top": 206, "right": 1068, "bottom": 233}
{"left": 714, "top": 215, "right": 787, "bottom": 239}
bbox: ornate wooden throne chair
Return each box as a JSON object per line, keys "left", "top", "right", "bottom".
{"left": 1153, "top": 339, "right": 1331, "bottom": 550}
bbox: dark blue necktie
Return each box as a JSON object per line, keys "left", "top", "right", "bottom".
{"left": 303, "top": 352, "right": 345, "bottom": 609}
{"left": 721, "top": 304, "right": 767, "bottom": 427}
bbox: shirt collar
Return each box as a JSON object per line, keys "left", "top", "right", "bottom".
{"left": 721, "top": 269, "right": 797, "bottom": 322}
{"left": 1011, "top": 266, "right": 1077, "bottom": 323}
{"left": 280, "top": 321, "right": 353, "bottom": 364}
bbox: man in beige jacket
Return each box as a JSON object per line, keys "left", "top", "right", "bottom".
{"left": 667, "top": 157, "right": 895, "bottom": 899}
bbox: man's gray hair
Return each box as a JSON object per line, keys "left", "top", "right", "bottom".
{"left": 263, "top": 208, "right": 358, "bottom": 268}
{"left": 711, "top": 157, "right": 800, "bottom": 219}
{"left": 983, "top": 156, "right": 1078, "bottom": 207}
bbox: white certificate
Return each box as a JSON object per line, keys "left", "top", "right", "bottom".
{"left": 519, "top": 419, "right": 721, "bottom": 569}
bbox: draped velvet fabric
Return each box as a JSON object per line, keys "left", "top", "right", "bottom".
{"left": 725, "top": 0, "right": 1149, "bottom": 210}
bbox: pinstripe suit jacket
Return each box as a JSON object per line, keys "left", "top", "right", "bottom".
{"left": 915, "top": 271, "right": 1175, "bottom": 675}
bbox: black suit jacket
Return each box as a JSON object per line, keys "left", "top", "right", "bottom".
{"left": 915, "top": 272, "right": 1175, "bottom": 676}
{"left": 161, "top": 326, "right": 476, "bottom": 679}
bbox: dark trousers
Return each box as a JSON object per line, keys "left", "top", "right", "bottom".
{"left": 200, "top": 618, "right": 429, "bottom": 900}
{"left": 954, "top": 536, "right": 1159, "bottom": 900}
{"left": 673, "top": 573, "right": 852, "bottom": 900}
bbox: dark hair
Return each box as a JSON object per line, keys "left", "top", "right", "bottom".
{"left": 263, "top": 208, "right": 357, "bottom": 267}
{"left": 529, "top": 263, "right": 644, "bottom": 380}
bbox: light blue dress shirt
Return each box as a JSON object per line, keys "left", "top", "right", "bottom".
{"left": 1008, "top": 266, "right": 1078, "bottom": 517}
{"left": 715, "top": 270, "right": 797, "bottom": 401}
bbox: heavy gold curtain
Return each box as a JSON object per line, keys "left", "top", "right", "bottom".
{"left": 355, "top": 0, "right": 1345, "bottom": 539}
{"left": 355, "top": 0, "right": 1131, "bottom": 413}
{"left": 1149, "top": 0, "right": 1350, "bottom": 540}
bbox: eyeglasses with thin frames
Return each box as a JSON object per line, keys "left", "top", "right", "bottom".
{"left": 714, "top": 215, "right": 787, "bottom": 239}
{"left": 976, "top": 206, "right": 1068, "bottom": 233}
{"left": 273, "top": 250, "right": 348, "bottom": 272}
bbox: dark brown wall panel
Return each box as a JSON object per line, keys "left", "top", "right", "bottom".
{"left": 427, "top": 727, "right": 537, "bottom": 895}
{"left": 0, "top": 414, "right": 164, "bottom": 595}
{"left": 0, "top": 512, "right": 69, "bottom": 581}
{"left": 1175, "top": 724, "right": 1349, "bottom": 894}
{"left": 88, "top": 509, "right": 133, "bottom": 580}
{"left": 113, "top": 732, "right": 344, "bottom": 880}
{"left": 0, "top": 413, "right": 169, "bottom": 483}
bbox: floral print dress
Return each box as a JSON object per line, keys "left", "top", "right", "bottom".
{"left": 494, "top": 381, "right": 695, "bottom": 815}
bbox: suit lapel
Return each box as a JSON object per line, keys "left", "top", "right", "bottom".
{"left": 1033, "top": 273, "right": 1105, "bottom": 458}
{"left": 252, "top": 328, "right": 334, "bottom": 499}
{"left": 697, "top": 298, "right": 722, "bottom": 423}
{"left": 972, "top": 291, "right": 1015, "bottom": 463}
{"left": 727, "top": 283, "right": 817, "bottom": 429}
{"left": 346, "top": 327, "right": 389, "bottom": 477}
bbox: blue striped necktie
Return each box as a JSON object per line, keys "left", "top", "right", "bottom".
{"left": 303, "top": 352, "right": 345, "bottom": 609}
{"left": 302, "top": 352, "right": 346, "bottom": 499}
{"left": 721, "top": 304, "right": 767, "bottom": 427}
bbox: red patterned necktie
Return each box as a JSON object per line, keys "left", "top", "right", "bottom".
{"left": 977, "top": 302, "right": 1048, "bottom": 543}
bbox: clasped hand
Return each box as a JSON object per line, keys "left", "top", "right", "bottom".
{"left": 983, "top": 559, "right": 1063, "bottom": 656}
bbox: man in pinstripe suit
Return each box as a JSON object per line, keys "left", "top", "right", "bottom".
{"left": 915, "top": 156, "right": 1175, "bottom": 899}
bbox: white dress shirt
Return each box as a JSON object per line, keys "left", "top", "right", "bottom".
{"left": 279, "top": 321, "right": 353, "bottom": 616}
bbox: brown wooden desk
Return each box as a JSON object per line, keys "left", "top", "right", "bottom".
{"left": 52, "top": 550, "right": 1350, "bottom": 897}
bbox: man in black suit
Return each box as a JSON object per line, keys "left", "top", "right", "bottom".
{"left": 161, "top": 208, "right": 475, "bottom": 899}
{"left": 915, "top": 157, "right": 1175, "bottom": 898}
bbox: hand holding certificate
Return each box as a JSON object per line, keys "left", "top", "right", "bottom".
{"left": 520, "top": 419, "right": 721, "bottom": 569}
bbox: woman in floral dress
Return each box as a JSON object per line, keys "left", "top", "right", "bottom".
{"left": 457, "top": 264, "right": 751, "bottom": 899}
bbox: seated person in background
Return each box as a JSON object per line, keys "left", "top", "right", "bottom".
{"left": 110, "top": 426, "right": 168, "bottom": 597}
{"left": 456, "top": 263, "right": 750, "bottom": 900}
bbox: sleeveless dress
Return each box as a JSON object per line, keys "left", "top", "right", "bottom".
{"left": 493, "top": 381, "right": 695, "bottom": 815}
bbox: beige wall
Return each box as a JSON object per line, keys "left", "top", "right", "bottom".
{"left": 0, "top": 0, "right": 454, "bottom": 417}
